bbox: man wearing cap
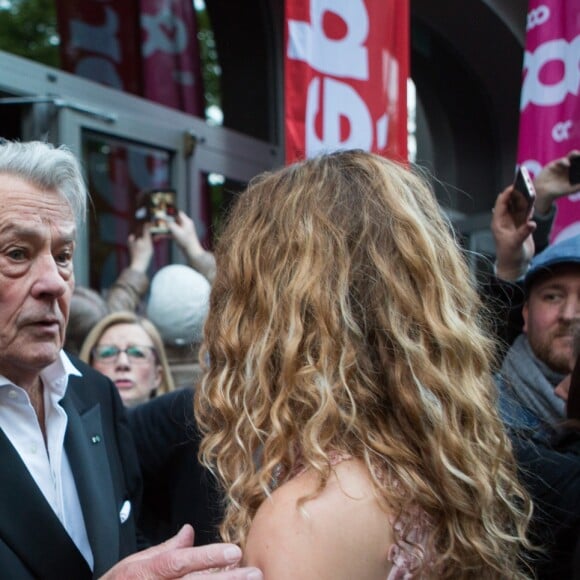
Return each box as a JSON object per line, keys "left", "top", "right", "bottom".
{"left": 497, "top": 234, "right": 580, "bottom": 438}
{"left": 490, "top": 176, "right": 580, "bottom": 579}
{"left": 490, "top": 184, "right": 580, "bottom": 440}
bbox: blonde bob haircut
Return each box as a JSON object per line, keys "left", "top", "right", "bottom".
{"left": 79, "top": 310, "right": 175, "bottom": 397}
{"left": 195, "top": 150, "right": 532, "bottom": 577}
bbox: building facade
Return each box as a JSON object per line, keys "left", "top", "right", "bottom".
{"left": 0, "top": 0, "right": 528, "bottom": 287}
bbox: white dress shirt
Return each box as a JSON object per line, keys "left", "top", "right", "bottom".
{"left": 0, "top": 351, "right": 94, "bottom": 570}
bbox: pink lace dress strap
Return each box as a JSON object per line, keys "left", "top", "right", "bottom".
{"left": 387, "top": 515, "right": 429, "bottom": 579}
{"left": 286, "top": 450, "right": 353, "bottom": 479}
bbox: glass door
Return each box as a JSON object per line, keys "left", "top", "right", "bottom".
{"left": 82, "top": 132, "right": 174, "bottom": 291}
{"left": 0, "top": 49, "right": 283, "bottom": 291}
{"left": 58, "top": 105, "right": 187, "bottom": 290}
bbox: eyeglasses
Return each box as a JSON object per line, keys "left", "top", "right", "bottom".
{"left": 92, "top": 345, "right": 157, "bottom": 364}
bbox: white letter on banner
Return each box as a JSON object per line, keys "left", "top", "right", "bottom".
{"left": 287, "top": 0, "right": 369, "bottom": 80}
{"left": 376, "top": 114, "right": 389, "bottom": 149}
{"left": 526, "top": 5, "right": 550, "bottom": 31}
{"left": 521, "top": 36, "right": 580, "bottom": 108}
{"left": 306, "top": 77, "right": 372, "bottom": 156}
{"left": 142, "top": 10, "right": 188, "bottom": 57}
{"left": 76, "top": 57, "right": 122, "bottom": 89}
{"left": 69, "top": 6, "right": 120, "bottom": 62}
{"left": 552, "top": 119, "right": 573, "bottom": 142}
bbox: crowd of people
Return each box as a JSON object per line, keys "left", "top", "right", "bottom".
{"left": 0, "top": 137, "right": 579, "bottom": 578}
{"left": 486, "top": 150, "right": 580, "bottom": 578}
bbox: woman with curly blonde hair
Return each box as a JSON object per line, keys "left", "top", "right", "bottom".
{"left": 195, "top": 150, "right": 532, "bottom": 579}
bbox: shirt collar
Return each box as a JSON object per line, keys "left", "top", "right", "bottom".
{"left": 0, "top": 351, "right": 82, "bottom": 398}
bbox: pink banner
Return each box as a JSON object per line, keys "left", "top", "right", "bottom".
{"left": 140, "top": 0, "right": 204, "bottom": 116}
{"left": 284, "top": 0, "right": 409, "bottom": 164}
{"left": 517, "top": 0, "right": 580, "bottom": 242}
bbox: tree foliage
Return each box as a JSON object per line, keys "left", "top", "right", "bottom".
{"left": 0, "top": 0, "right": 60, "bottom": 67}
{"left": 195, "top": 4, "right": 222, "bottom": 120}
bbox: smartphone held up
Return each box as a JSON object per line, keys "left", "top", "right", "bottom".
{"left": 135, "top": 188, "right": 178, "bottom": 237}
{"left": 508, "top": 166, "right": 536, "bottom": 227}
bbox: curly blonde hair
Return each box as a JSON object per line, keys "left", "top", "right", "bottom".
{"left": 195, "top": 150, "right": 532, "bottom": 578}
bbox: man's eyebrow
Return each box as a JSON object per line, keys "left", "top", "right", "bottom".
{"left": 0, "top": 224, "right": 77, "bottom": 241}
{"left": 535, "top": 282, "right": 567, "bottom": 292}
{"left": 59, "top": 232, "right": 77, "bottom": 243}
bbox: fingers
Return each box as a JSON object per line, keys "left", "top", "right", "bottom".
{"left": 492, "top": 186, "right": 513, "bottom": 214}
{"left": 521, "top": 220, "right": 537, "bottom": 237}
{"left": 99, "top": 526, "right": 259, "bottom": 580}
{"left": 498, "top": 185, "right": 513, "bottom": 198}
{"left": 177, "top": 210, "right": 189, "bottom": 222}
{"left": 184, "top": 542, "right": 243, "bottom": 570}
{"left": 491, "top": 187, "right": 514, "bottom": 233}
{"left": 140, "top": 526, "right": 245, "bottom": 573}
{"left": 167, "top": 218, "right": 178, "bottom": 233}
{"left": 134, "top": 543, "right": 245, "bottom": 578}
{"left": 126, "top": 525, "right": 195, "bottom": 562}
{"left": 161, "top": 524, "right": 195, "bottom": 550}
{"left": 185, "top": 567, "right": 263, "bottom": 579}
{"left": 492, "top": 185, "right": 537, "bottom": 233}
{"left": 130, "top": 223, "right": 152, "bottom": 243}
{"left": 142, "top": 222, "right": 153, "bottom": 238}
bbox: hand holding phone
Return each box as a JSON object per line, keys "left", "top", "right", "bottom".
{"left": 135, "top": 188, "right": 178, "bottom": 237}
{"left": 508, "top": 166, "right": 536, "bottom": 227}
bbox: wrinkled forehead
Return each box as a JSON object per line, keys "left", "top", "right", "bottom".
{"left": 0, "top": 173, "right": 75, "bottom": 219}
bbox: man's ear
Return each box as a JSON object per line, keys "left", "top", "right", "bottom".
{"left": 522, "top": 301, "right": 529, "bottom": 334}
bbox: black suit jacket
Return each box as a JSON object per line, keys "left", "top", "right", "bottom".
{"left": 128, "top": 387, "right": 223, "bottom": 547}
{"left": 0, "top": 357, "right": 142, "bottom": 579}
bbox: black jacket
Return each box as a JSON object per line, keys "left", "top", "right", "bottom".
{"left": 514, "top": 431, "right": 580, "bottom": 579}
{"left": 128, "top": 387, "right": 223, "bottom": 547}
{"left": 0, "top": 357, "right": 141, "bottom": 579}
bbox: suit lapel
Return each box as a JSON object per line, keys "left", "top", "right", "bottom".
{"left": 0, "top": 428, "right": 92, "bottom": 580}
{"left": 61, "top": 379, "right": 121, "bottom": 577}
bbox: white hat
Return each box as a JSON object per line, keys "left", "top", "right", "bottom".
{"left": 146, "top": 264, "right": 211, "bottom": 346}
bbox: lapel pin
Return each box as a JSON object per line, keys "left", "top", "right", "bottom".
{"left": 91, "top": 435, "right": 102, "bottom": 444}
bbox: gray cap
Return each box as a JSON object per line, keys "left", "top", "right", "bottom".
{"left": 524, "top": 234, "right": 580, "bottom": 291}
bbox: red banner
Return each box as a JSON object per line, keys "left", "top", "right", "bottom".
{"left": 56, "top": 0, "right": 143, "bottom": 94}
{"left": 517, "top": 0, "right": 580, "bottom": 242}
{"left": 284, "top": 0, "right": 409, "bottom": 164}
{"left": 56, "top": 0, "right": 203, "bottom": 115}
{"left": 140, "top": 0, "right": 204, "bottom": 115}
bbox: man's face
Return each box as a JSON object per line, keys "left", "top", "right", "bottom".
{"left": 523, "top": 265, "right": 580, "bottom": 374}
{"left": 0, "top": 173, "right": 76, "bottom": 387}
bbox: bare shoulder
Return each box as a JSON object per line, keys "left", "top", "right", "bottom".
{"left": 244, "top": 457, "right": 393, "bottom": 580}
